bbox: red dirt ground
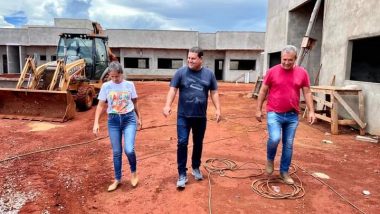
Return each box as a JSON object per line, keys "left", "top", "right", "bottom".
{"left": 0, "top": 81, "right": 379, "bottom": 214}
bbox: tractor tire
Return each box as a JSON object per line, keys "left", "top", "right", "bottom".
{"left": 76, "top": 85, "right": 95, "bottom": 111}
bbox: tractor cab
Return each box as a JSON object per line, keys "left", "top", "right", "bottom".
{"left": 57, "top": 33, "right": 109, "bottom": 81}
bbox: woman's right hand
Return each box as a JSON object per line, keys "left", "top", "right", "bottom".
{"left": 93, "top": 123, "right": 100, "bottom": 136}
{"left": 137, "top": 117, "right": 142, "bottom": 130}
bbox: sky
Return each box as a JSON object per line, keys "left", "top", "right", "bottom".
{"left": 0, "top": 0, "right": 267, "bottom": 33}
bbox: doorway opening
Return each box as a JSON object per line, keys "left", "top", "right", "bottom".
{"left": 215, "top": 59, "right": 224, "bottom": 80}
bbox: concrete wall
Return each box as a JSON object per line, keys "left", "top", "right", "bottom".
{"left": 256, "top": 53, "right": 265, "bottom": 78}
{"left": 105, "top": 29, "right": 264, "bottom": 82}
{"left": 202, "top": 50, "right": 225, "bottom": 71}
{"left": 216, "top": 32, "right": 265, "bottom": 50}
{"left": 19, "top": 46, "right": 26, "bottom": 69}
{"left": 7, "top": 46, "right": 20, "bottom": 73}
{"left": 263, "top": 0, "right": 290, "bottom": 72}
{"left": 320, "top": 0, "right": 380, "bottom": 134}
{"left": 265, "top": 0, "right": 380, "bottom": 134}
{"left": 28, "top": 27, "right": 91, "bottom": 46}
{"left": 107, "top": 29, "right": 198, "bottom": 49}
{"left": 121, "top": 48, "right": 187, "bottom": 76}
{"left": 0, "top": 18, "right": 265, "bottom": 83}
{"left": 24, "top": 46, "right": 50, "bottom": 66}
{"left": 0, "top": 27, "right": 91, "bottom": 46}
{"left": 264, "top": 0, "right": 323, "bottom": 78}
{"left": 54, "top": 18, "right": 94, "bottom": 30}
{"left": 0, "top": 47, "right": 5, "bottom": 73}
{"left": 199, "top": 33, "right": 216, "bottom": 50}
{"left": 289, "top": 0, "right": 311, "bottom": 10}
{"left": 119, "top": 47, "right": 262, "bottom": 82}
{"left": 0, "top": 29, "right": 29, "bottom": 45}
{"left": 288, "top": 1, "right": 324, "bottom": 85}
{"left": 0, "top": 19, "right": 92, "bottom": 72}
{"left": 223, "top": 50, "right": 262, "bottom": 82}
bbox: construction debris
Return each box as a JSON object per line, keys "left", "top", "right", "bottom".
{"left": 321, "top": 140, "right": 333, "bottom": 144}
{"left": 355, "top": 135, "right": 379, "bottom": 143}
{"left": 312, "top": 172, "right": 330, "bottom": 180}
{"left": 362, "top": 190, "right": 371, "bottom": 196}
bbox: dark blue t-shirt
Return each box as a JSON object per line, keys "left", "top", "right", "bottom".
{"left": 170, "top": 66, "right": 218, "bottom": 117}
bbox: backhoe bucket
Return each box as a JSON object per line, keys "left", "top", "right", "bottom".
{"left": 0, "top": 88, "right": 76, "bottom": 122}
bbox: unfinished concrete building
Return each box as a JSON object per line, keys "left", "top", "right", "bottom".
{"left": 263, "top": 0, "right": 380, "bottom": 135}
{"left": 0, "top": 18, "right": 265, "bottom": 83}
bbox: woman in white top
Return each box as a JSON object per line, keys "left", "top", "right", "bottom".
{"left": 93, "top": 61, "right": 142, "bottom": 191}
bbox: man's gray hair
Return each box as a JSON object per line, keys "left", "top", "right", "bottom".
{"left": 108, "top": 61, "right": 124, "bottom": 74}
{"left": 282, "top": 45, "right": 298, "bottom": 56}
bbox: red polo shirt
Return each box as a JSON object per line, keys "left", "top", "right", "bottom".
{"left": 263, "top": 65, "right": 310, "bottom": 113}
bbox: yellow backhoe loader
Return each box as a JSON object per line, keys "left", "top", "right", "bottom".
{"left": 0, "top": 24, "right": 112, "bottom": 122}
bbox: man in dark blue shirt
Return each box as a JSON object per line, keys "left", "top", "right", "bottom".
{"left": 163, "top": 47, "right": 221, "bottom": 189}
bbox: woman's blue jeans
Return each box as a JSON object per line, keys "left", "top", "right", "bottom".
{"left": 177, "top": 116, "right": 207, "bottom": 176}
{"left": 108, "top": 111, "right": 137, "bottom": 181}
{"left": 266, "top": 111, "right": 299, "bottom": 173}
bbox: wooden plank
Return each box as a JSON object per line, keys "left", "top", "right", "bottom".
{"left": 334, "top": 91, "right": 360, "bottom": 95}
{"left": 312, "top": 95, "right": 332, "bottom": 108}
{"left": 311, "top": 86, "right": 362, "bottom": 92}
{"left": 313, "top": 64, "right": 322, "bottom": 85}
{"left": 252, "top": 77, "right": 263, "bottom": 98}
{"left": 333, "top": 92, "right": 366, "bottom": 129}
{"left": 338, "top": 119, "right": 357, "bottom": 125}
{"left": 315, "top": 113, "right": 332, "bottom": 122}
{"left": 315, "top": 109, "right": 329, "bottom": 114}
{"left": 355, "top": 135, "right": 378, "bottom": 143}
{"left": 296, "top": 0, "right": 322, "bottom": 65}
{"left": 311, "top": 88, "right": 334, "bottom": 95}
{"left": 329, "top": 75, "right": 336, "bottom": 86}
{"left": 232, "top": 73, "right": 245, "bottom": 82}
{"left": 330, "top": 96, "right": 339, "bottom": 134}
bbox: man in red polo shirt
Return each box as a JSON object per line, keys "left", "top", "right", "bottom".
{"left": 256, "top": 45, "right": 316, "bottom": 184}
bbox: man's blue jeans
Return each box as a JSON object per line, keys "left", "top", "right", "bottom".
{"left": 177, "top": 116, "right": 207, "bottom": 176}
{"left": 266, "top": 111, "right": 299, "bottom": 173}
{"left": 108, "top": 111, "right": 137, "bottom": 181}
